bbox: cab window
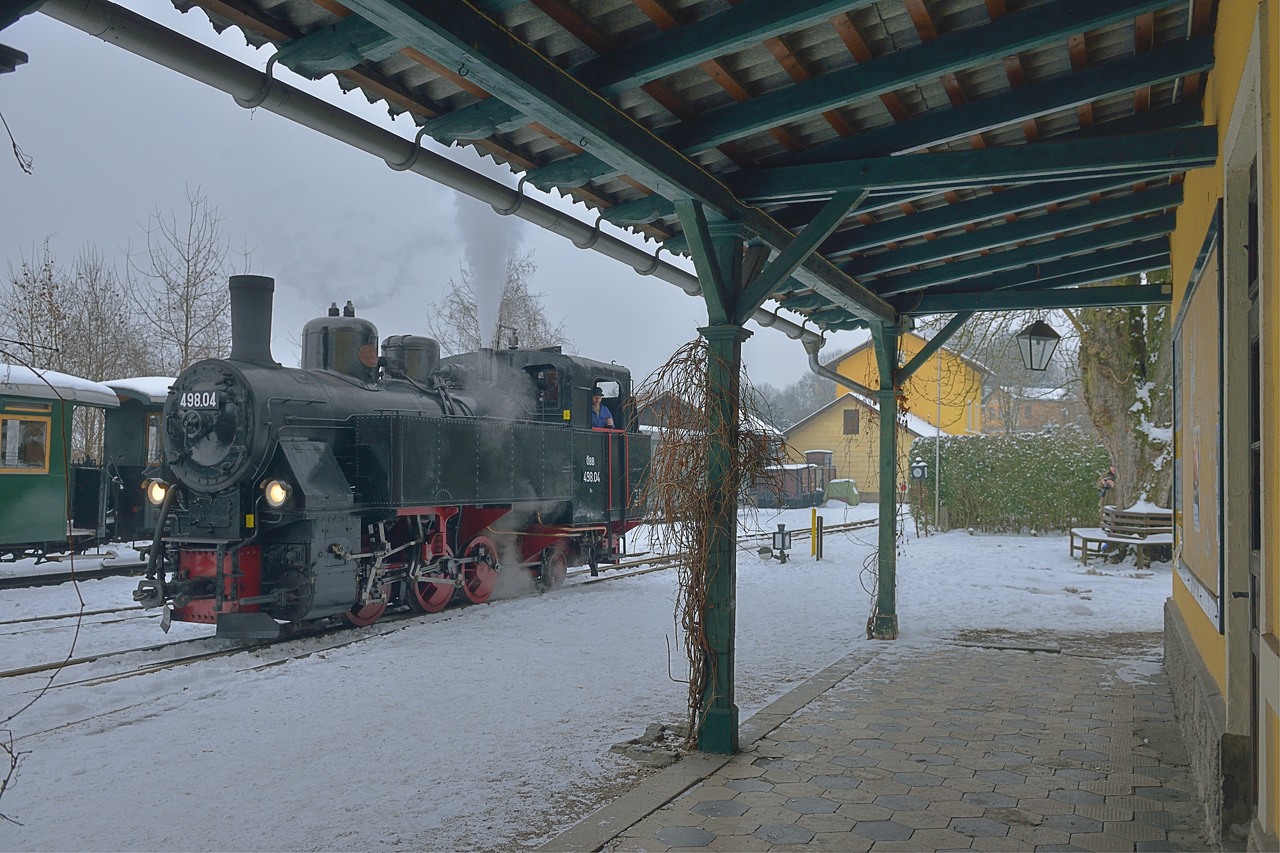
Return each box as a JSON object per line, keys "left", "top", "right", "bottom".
{"left": 1, "top": 415, "right": 51, "bottom": 473}
{"left": 590, "top": 379, "right": 622, "bottom": 430}
{"left": 146, "top": 413, "right": 163, "bottom": 465}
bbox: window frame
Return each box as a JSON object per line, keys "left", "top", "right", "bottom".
{"left": 843, "top": 409, "right": 861, "bottom": 435}
{"left": 146, "top": 412, "right": 163, "bottom": 466}
{"left": 1, "top": 413, "right": 53, "bottom": 474}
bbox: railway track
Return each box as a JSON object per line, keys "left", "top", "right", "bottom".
{"left": 0, "top": 559, "right": 148, "bottom": 590}
{"left": 0, "top": 605, "right": 145, "bottom": 629}
{"left": 4, "top": 518, "right": 878, "bottom": 687}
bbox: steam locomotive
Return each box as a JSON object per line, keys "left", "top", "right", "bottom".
{"left": 133, "top": 275, "right": 650, "bottom": 639}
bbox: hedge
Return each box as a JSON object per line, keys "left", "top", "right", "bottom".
{"left": 909, "top": 427, "right": 1109, "bottom": 533}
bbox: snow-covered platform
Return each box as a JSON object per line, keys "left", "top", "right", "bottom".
{"left": 549, "top": 633, "right": 1209, "bottom": 852}
{"left": 0, "top": 508, "right": 1187, "bottom": 851}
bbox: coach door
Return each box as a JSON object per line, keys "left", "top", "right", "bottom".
{"left": 594, "top": 379, "right": 630, "bottom": 520}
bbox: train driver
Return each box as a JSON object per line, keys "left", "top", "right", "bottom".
{"left": 590, "top": 387, "right": 614, "bottom": 429}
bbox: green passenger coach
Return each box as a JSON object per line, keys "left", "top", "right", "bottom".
{"left": 0, "top": 364, "right": 120, "bottom": 562}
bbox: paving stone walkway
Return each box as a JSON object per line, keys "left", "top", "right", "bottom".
{"left": 547, "top": 635, "right": 1210, "bottom": 853}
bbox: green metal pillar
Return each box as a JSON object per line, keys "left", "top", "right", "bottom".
{"left": 697, "top": 321, "right": 751, "bottom": 754}
{"left": 672, "top": 200, "right": 754, "bottom": 754}
{"left": 871, "top": 323, "right": 900, "bottom": 640}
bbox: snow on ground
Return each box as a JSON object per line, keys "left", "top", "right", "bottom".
{"left": 0, "top": 504, "right": 1172, "bottom": 852}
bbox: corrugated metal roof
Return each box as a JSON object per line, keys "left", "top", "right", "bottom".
{"left": 159, "top": 0, "right": 1213, "bottom": 330}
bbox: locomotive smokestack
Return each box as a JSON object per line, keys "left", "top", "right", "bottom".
{"left": 229, "top": 275, "right": 279, "bottom": 367}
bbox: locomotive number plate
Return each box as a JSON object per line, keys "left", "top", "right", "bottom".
{"left": 179, "top": 391, "right": 220, "bottom": 409}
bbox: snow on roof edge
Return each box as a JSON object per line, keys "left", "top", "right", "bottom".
{"left": 103, "top": 377, "right": 176, "bottom": 405}
{"left": 1, "top": 364, "right": 120, "bottom": 408}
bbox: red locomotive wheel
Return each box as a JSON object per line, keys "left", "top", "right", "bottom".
{"left": 406, "top": 548, "right": 455, "bottom": 614}
{"left": 541, "top": 549, "right": 568, "bottom": 590}
{"left": 460, "top": 536, "right": 499, "bottom": 604}
{"left": 343, "top": 584, "right": 390, "bottom": 627}
{"left": 343, "top": 600, "right": 387, "bottom": 627}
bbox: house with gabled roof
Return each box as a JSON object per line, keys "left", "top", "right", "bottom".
{"left": 783, "top": 391, "right": 932, "bottom": 502}
{"left": 827, "top": 331, "right": 993, "bottom": 435}
{"left": 982, "top": 384, "right": 1092, "bottom": 434}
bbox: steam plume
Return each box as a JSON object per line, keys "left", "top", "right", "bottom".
{"left": 454, "top": 192, "right": 524, "bottom": 348}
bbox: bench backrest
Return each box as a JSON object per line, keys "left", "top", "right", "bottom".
{"left": 1101, "top": 506, "right": 1173, "bottom": 537}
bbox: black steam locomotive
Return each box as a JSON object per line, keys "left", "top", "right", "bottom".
{"left": 133, "top": 276, "right": 650, "bottom": 639}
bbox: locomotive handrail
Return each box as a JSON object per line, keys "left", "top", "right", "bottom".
{"left": 143, "top": 484, "right": 178, "bottom": 581}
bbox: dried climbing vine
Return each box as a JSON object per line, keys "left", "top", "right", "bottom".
{"left": 634, "top": 339, "right": 785, "bottom": 748}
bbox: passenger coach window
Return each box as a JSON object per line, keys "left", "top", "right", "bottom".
{"left": 146, "top": 413, "right": 162, "bottom": 465}
{"left": 1, "top": 415, "right": 50, "bottom": 473}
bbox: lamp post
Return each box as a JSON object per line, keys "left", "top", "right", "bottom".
{"left": 1015, "top": 320, "right": 1061, "bottom": 371}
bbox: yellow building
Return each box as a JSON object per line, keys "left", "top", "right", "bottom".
{"left": 829, "top": 331, "right": 991, "bottom": 435}
{"left": 1163, "top": 4, "right": 1278, "bottom": 849}
{"left": 783, "top": 392, "right": 930, "bottom": 501}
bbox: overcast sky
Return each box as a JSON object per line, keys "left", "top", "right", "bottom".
{"left": 0, "top": 3, "right": 845, "bottom": 390}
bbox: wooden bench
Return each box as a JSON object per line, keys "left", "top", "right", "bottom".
{"left": 1069, "top": 506, "right": 1173, "bottom": 568}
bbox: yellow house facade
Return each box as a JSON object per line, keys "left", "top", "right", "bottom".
{"left": 783, "top": 392, "right": 930, "bottom": 501}
{"left": 830, "top": 331, "right": 990, "bottom": 435}
{"left": 1163, "top": 3, "right": 1278, "bottom": 849}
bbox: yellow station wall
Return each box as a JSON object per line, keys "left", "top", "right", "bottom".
{"left": 833, "top": 333, "right": 984, "bottom": 435}
{"left": 1167, "top": 0, "right": 1278, "bottom": 840}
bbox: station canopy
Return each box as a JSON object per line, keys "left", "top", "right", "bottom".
{"left": 129, "top": 0, "right": 1215, "bottom": 329}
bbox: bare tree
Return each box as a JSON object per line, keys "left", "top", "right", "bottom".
{"left": 6, "top": 242, "right": 153, "bottom": 379}
{"left": 3, "top": 241, "right": 157, "bottom": 459}
{"left": 4, "top": 239, "right": 65, "bottom": 361}
{"left": 750, "top": 348, "right": 848, "bottom": 428}
{"left": 124, "top": 187, "right": 246, "bottom": 373}
{"left": 424, "top": 251, "right": 568, "bottom": 355}
{"left": 913, "top": 310, "right": 1086, "bottom": 434}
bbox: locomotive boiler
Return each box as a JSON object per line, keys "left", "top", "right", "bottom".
{"left": 133, "top": 275, "right": 649, "bottom": 638}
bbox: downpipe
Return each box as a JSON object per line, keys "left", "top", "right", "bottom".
{"left": 802, "top": 335, "right": 875, "bottom": 397}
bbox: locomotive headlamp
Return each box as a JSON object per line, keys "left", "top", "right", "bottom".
{"left": 144, "top": 479, "right": 169, "bottom": 507}
{"left": 263, "top": 479, "right": 291, "bottom": 508}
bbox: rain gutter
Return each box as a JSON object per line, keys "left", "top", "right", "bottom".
{"left": 41, "top": 0, "right": 823, "bottom": 350}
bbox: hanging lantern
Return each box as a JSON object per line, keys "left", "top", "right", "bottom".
{"left": 1015, "top": 319, "right": 1061, "bottom": 371}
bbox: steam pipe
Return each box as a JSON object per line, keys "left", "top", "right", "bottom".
{"left": 40, "top": 0, "right": 824, "bottom": 350}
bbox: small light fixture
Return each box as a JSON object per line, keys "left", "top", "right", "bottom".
{"left": 757, "top": 524, "right": 794, "bottom": 564}
{"left": 144, "top": 478, "right": 169, "bottom": 507}
{"left": 1015, "top": 319, "right": 1061, "bottom": 371}
{"left": 263, "top": 479, "right": 291, "bottom": 508}
{"left": 772, "top": 524, "right": 793, "bottom": 564}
